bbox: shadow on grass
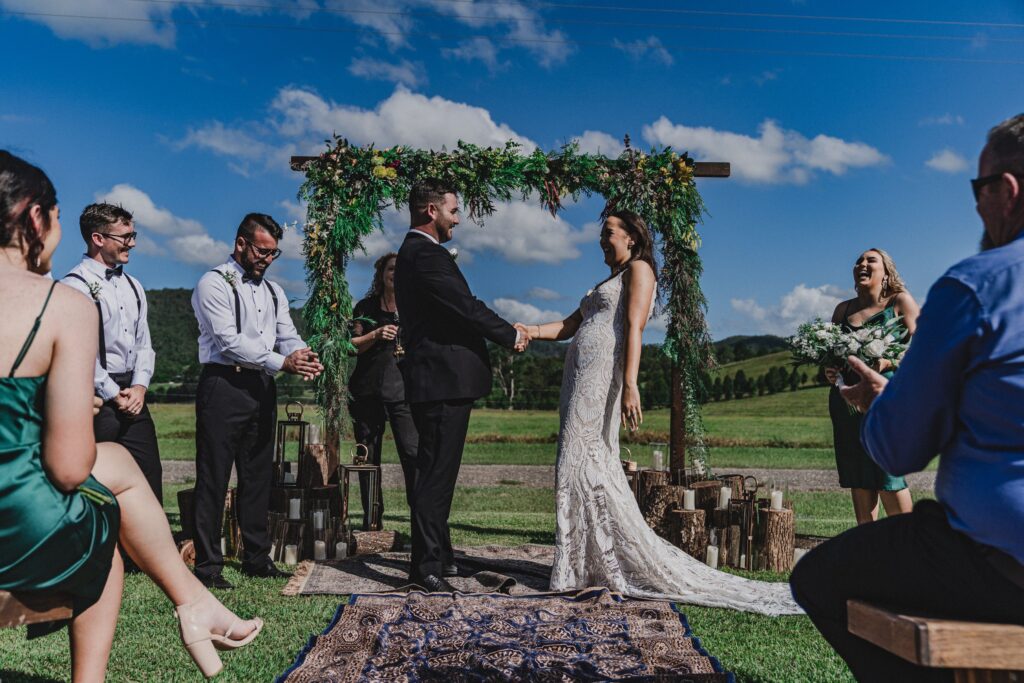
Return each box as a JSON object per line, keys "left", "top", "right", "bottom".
{"left": 1, "top": 671, "right": 62, "bottom": 683}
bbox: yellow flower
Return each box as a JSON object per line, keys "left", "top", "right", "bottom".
{"left": 384, "top": 167, "right": 398, "bottom": 179}
{"left": 372, "top": 165, "right": 389, "bottom": 179}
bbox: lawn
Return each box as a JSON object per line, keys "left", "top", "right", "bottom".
{"left": 2, "top": 481, "right": 936, "bottom": 682}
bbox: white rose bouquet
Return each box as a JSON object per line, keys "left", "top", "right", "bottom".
{"left": 789, "top": 316, "right": 909, "bottom": 388}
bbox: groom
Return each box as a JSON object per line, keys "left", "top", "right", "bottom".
{"left": 395, "top": 179, "right": 527, "bottom": 591}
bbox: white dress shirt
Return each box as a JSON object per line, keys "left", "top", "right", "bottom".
{"left": 192, "top": 257, "right": 306, "bottom": 374}
{"left": 63, "top": 256, "right": 156, "bottom": 400}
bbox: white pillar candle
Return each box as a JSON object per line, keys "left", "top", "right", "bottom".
{"left": 270, "top": 542, "right": 278, "bottom": 560}
{"left": 683, "top": 489, "right": 695, "bottom": 511}
{"left": 314, "top": 540, "right": 327, "bottom": 561}
{"left": 313, "top": 510, "right": 324, "bottom": 530}
{"left": 770, "top": 490, "right": 784, "bottom": 511}
{"left": 289, "top": 498, "right": 301, "bottom": 519}
{"left": 739, "top": 553, "right": 746, "bottom": 570}
{"left": 718, "top": 486, "right": 731, "bottom": 509}
{"left": 220, "top": 537, "right": 226, "bottom": 555}
{"left": 335, "top": 542, "right": 348, "bottom": 559}
{"left": 284, "top": 544, "right": 298, "bottom": 565}
{"left": 705, "top": 545, "right": 719, "bottom": 569}
{"left": 652, "top": 450, "right": 664, "bottom": 471}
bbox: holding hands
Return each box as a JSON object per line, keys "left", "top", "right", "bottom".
{"left": 513, "top": 322, "right": 533, "bottom": 353}
{"left": 283, "top": 347, "right": 324, "bottom": 381}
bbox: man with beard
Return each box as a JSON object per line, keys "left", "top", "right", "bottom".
{"left": 64, "top": 203, "right": 161, "bottom": 502}
{"left": 791, "top": 113, "right": 1024, "bottom": 681}
{"left": 190, "top": 213, "right": 323, "bottom": 589}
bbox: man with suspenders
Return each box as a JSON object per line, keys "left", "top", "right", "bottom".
{"left": 63, "top": 203, "right": 162, "bottom": 502}
{"left": 190, "top": 213, "right": 323, "bottom": 589}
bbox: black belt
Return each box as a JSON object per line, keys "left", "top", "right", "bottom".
{"left": 203, "top": 362, "right": 262, "bottom": 376}
{"left": 109, "top": 371, "right": 134, "bottom": 389}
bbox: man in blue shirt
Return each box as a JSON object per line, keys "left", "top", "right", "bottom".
{"left": 791, "top": 113, "right": 1024, "bottom": 682}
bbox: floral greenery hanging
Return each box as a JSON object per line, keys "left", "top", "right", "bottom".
{"left": 297, "top": 136, "right": 715, "bottom": 475}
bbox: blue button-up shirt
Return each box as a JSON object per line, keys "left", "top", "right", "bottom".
{"left": 864, "top": 234, "right": 1024, "bottom": 564}
{"left": 191, "top": 257, "right": 306, "bottom": 374}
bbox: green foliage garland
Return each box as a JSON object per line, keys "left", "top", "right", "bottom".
{"left": 298, "top": 137, "right": 715, "bottom": 473}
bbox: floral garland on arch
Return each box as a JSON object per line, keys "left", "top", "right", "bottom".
{"left": 297, "top": 136, "right": 715, "bottom": 475}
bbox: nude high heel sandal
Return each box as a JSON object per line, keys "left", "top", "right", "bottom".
{"left": 210, "top": 617, "right": 263, "bottom": 650}
{"left": 175, "top": 602, "right": 224, "bottom": 678}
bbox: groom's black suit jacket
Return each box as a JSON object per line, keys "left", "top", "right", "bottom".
{"left": 395, "top": 231, "right": 517, "bottom": 403}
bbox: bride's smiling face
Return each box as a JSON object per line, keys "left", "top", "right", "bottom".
{"left": 853, "top": 250, "right": 884, "bottom": 290}
{"left": 599, "top": 217, "right": 634, "bottom": 268}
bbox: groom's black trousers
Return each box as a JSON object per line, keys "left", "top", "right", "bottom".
{"left": 790, "top": 500, "right": 1024, "bottom": 682}
{"left": 409, "top": 398, "right": 473, "bottom": 578}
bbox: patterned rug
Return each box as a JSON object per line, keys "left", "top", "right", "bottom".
{"left": 282, "top": 545, "right": 556, "bottom": 597}
{"left": 277, "top": 587, "right": 732, "bottom": 682}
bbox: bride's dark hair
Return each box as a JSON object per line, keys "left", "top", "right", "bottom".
{"left": 605, "top": 209, "right": 658, "bottom": 279}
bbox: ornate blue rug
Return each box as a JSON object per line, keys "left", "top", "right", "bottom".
{"left": 278, "top": 587, "right": 733, "bottom": 682}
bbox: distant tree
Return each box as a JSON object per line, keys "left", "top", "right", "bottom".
{"left": 712, "top": 376, "right": 723, "bottom": 401}
{"left": 756, "top": 375, "right": 766, "bottom": 396}
{"left": 789, "top": 366, "right": 800, "bottom": 391}
{"left": 735, "top": 343, "right": 753, "bottom": 361}
{"left": 716, "top": 345, "right": 735, "bottom": 364}
{"left": 734, "top": 369, "right": 748, "bottom": 398}
{"left": 723, "top": 375, "right": 734, "bottom": 401}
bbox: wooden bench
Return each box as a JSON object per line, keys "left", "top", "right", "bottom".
{"left": 0, "top": 590, "right": 73, "bottom": 629}
{"left": 848, "top": 599, "right": 1024, "bottom": 682}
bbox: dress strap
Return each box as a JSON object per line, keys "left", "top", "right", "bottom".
{"left": 9, "top": 281, "right": 58, "bottom": 377}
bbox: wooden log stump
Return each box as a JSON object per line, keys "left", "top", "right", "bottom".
{"left": 763, "top": 508, "right": 795, "bottom": 572}
{"left": 671, "top": 509, "right": 707, "bottom": 559}
{"left": 689, "top": 480, "right": 721, "bottom": 514}
{"left": 352, "top": 530, "right": 397, "bottom": 556}
{"left": 727, "top": 524, "right": 741, "bottom": 568}
{"left": 639, "top": 470, "right": 669, "bottom": 510}
{"left": 303, "top": 443, "right": 337, "bottom": 488}
{"left": 0, "top": 591, "right": 73, "bottom": 629}
{"left": 642, "top": 485, "right": 686, "bottom": 539}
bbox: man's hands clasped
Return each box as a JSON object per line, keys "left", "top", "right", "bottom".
{"left": 283, "top": 348, "right": 325, "bottom": 381}
{"left": 114, "top": 384, "right": 147, "bottom": 417}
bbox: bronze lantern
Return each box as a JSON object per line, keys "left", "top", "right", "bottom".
{"left": 274, "top": 401, "right": 308, "bottom": 488}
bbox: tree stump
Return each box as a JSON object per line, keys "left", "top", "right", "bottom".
{"left": 727, "top": 524, "right": 741, "bottom": 568}
{"left": 689, "top": 480, "right": 721, "bottom": 514}
{"left": 352, "top": 530, "right": 397, "bottom": 556}
{"left": 671, "top": 509, "right": 706, "bottom": 559}
{"left": 763, "top": 508, "right": 795, "bottom": 572}
{"left": 639, "top": 470, "right": 669, "bottom": 510}
{"left": 643, "top": 485, "right": 686, "bottom": 539}
{"left": 302, "top": 443, "right": 336, "bottom": 488}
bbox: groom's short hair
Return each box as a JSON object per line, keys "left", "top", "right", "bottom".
{"left": 409, "top": 179, "right": 456, "bottom": 225}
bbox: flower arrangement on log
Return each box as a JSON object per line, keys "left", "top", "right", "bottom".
{"left": 297, "top": 135, "right": 715, "bottom": 475}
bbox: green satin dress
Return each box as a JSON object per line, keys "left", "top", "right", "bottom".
{"left": 827, "top": 304, "right": 908, "bottom": 491}
{"left": 0, "top": 282, "right": 120, "bottom": 619}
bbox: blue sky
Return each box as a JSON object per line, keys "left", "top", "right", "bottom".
{"left": 2, "top": 0, "right": 1023, "bottom": 341}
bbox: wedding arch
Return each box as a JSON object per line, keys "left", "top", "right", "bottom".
{"left": 291, "top": 139, "right": 729, "bottom": 477}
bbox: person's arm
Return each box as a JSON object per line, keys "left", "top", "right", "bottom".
{"left": 528, "top": 310, "right": 583, "bottom": 341}
{"left": 43, "top": 287, "right": 101, "bottom": 492}
{"left": 621, "top": 262, "right": 656, "bottom": 431}
{"left": 823, "top": 300, "right": 850, "bottom": 384}
{"left": 271, "top": 281, "right": 308, "bottom": 358}
{"left": 416, "top": 248, "right": 518, "bottom": 348}
{"left": 861, "top": 277, "right": 983, "bottom": 476}
{"left": 893, "top": 291, "right": 921, "bottom": 337}
{"left": 131, "top": 282, "right": 155, "bottom": 388}
{"left": 348, "top": 300, "right": 396, "bottom": 354}
{"left": 193, "top": 273, "right": 286, "bottom": 373}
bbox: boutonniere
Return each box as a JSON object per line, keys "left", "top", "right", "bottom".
{"left": 86, "top": 281, "right": 102, "bottom": 301}
{"left": 220, "top": 270, "right": 238, "bottom": 290}
{"left": 448, "top": 247, "right": 459, "bottom": 261}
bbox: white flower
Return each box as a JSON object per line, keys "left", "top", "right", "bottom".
{"left": 814, "top": 330, "right": 830, "bottom": 340}
{"left": 854, "top": 328, "right": 873, "bottom": 343}
{"left": 220, "top": 270, "right": 238, "bottom": 289}
{"left": 86, "top": 281, "right": 102, "bottom": 301}
{"left": 844, "top": 340, "right": 862, "bottom": 355}
{"left": 449, "top": 247, "right": 459, "bottom": 261}
{"left": 863, "top": 339, "right": 887, "bottom": 358}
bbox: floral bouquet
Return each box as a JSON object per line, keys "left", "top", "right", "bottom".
{"left": 789, "top": 316, "right": 909, "bottom": 389}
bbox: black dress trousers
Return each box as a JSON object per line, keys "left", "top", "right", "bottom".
{"left": 350, "top": 397, "right": 419, "bottom": 528}
{"left": 93, "top": 371, "right": 163, "bottom": 503}
{"left": 192, "top": 364, "right": 277, "bottom": 577}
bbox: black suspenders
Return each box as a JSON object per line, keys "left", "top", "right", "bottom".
{"left": 64, "top": 272, "right": 142, "bottom": 370}
{"left": 210, "top": 269, "right": 279, "bottom": 333}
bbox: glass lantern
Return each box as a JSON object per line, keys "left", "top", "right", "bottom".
{"left": 274, "top": 401, "right": 308, "bottom": 487}
{"left": 649, "top": 441, "right": 669, "bottom": 472}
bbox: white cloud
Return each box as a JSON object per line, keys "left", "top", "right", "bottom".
{"left": 925, "top": 149, "right": 970, "bottom": 173}
{"left": 527, "top": 286, "right": 561, "bottom": 300}
{"left": 176, "top": 121, "right": 274, "bottom": 161}
{"left": 642, "top": 118, "right": 889, "bottom": 184}
{"left": 920, "top": 113, "right": 965, "bottom": 126}
{"left": 613, "top": 36, "right": 673, "bottom": 66}
{"left": 348, "top": 58, "right": 427, "bottom": 88}
{"left": 442, "top": 37, "right": 503, "bottom": 71}
{"left": 754, "top": 69, "right": 781, "bottom": 86}
{"left": 133, "top": 234, "right": 166, "bottom": 257}
{"left": 95, "top": 184, "right": 204, "bottom": 236}
{"left": 166, "top": 233, "right": 233, "bottom": 267}
{"left": 454, "top": 202, "right": 591, "bottom": 265}
{"left": 573, "top": 130, "right": 625, "bottom": 157}
{"left": 730, "top": 284, "right": 849, "bottom": 336}
{"left": 492, "top": 298, "right": 563, "bottom": 324}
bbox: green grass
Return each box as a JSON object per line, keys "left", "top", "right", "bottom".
{"left": 712, "top": 350, "right": 795, "bottom": 380}
{"left": 3, "top": 484, "right": 936, "bottom": 682}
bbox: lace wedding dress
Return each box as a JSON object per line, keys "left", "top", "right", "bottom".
{"left": 550, "top": 270, "right": 803, "bottom": 616}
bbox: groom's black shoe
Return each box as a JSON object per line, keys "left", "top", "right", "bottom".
{"left": 442, "top": 562, "right": 459, "bottom": 577}
{"left": 414, "top": 573, "right": 455, "bottom": 593}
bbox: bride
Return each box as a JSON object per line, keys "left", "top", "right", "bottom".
{"left": 519, "top": 210, "right": 802, "bottom": 617}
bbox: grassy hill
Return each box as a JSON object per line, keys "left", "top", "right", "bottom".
{"left": 712, "top": 350, "right": 794, "bottom": 380}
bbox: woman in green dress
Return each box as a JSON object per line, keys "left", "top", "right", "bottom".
{"left": 825, "top": 248, "right": 920, "bottom": 525}
{"left": 0, "top": 151, "right": 261, "bottom": 681}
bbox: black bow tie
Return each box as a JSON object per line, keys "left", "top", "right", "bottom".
{"left": 242, "top": 273, "right": 263, "bottom": 285}
{"left": 105, "top": 266, "right": 124, "bottom": 280}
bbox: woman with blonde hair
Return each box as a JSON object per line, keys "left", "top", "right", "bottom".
{"left": 825, "top": 248, "right": 920, "bottom": 524}
{"left": 0, "top": 150, "right": 261, "bottom": 681}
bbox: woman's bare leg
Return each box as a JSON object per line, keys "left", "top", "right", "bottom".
{"left": 880, "top": 488, "right": 914, "bottom": 517}
{"left": 69, "top": 548, "right": 124, "bottom": 683}
{"left": 850, "top": 488, "right": 880, "bottom": 525}
{"left": 90, "top": 443, "right": 257, "bottom": 636}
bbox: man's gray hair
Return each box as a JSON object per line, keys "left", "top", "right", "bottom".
{"left": 987, "top": 113, "right": 1024, "bottom": 174}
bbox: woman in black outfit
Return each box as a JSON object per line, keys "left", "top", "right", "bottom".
{"left": 349, "top": 252, "right": 418, "bottom": 529}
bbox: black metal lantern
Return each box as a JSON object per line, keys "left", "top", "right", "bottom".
{"left": 274, "top": 401, "right": 308, "bottom": 487}
{"left": 340, "top": 444, "right": 383, "bottom": 531}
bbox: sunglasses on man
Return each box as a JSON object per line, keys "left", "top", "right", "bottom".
{"left": 971, "top": 172, "right": 1022, "bottom": 202}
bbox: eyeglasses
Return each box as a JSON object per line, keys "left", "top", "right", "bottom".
{"left": 971, "top": 172, "right": 1021, "bottom": 201}
{"left": 96, "top": 231, "right": 138, "bottom": 244}
{"left": 243, "top": 238, "right": 282, "bottom": 260}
